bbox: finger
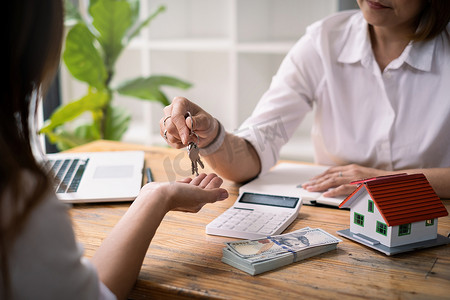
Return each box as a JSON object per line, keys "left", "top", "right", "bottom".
{"left": 176, "top": 177, "right": 192, "bottom": 184}
{"left": 189, "top": 173, "right": 207, "bottom": 186}
{"left": 160, "top": 126, "right": 185, "bottom": 149}
{"left": 205, "top": 176, "right": 223, "bottom": 189}
{"left": 309, "top": 166, "right": 344, "bottom": 181}
{"left": 310, "top": 168, "right": 347, "bottom": 186}
{"left": 212, "top": 188, "right": 228, "bottom": 201}
{"left": 160, "top": 107, "right": 182, "bottom": 147}
{"left": 202, "top": 187, "right": 228, "bottom": 203}
{"left": 305, "top": 175, "right": 345, "bottom": 192}
{"left": 187, "top": 113, "right": 211, "bottom": 132}
{"left": 198, "top": 173, "right": 220, "bottom": 189}
{"left": 323, "top": 184, "right": 356, "bottom": 198}
{"left": 171, "top": 97, "right": 192, "bottom": 145}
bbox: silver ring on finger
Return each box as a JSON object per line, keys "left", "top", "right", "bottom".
{"left": 163, "top": 115, "right": 171, "bottom": 126}
{"left": 163, "top": 129, "right": 168, "bottom": 140}
{"left": 339, "top": 171, "right": 343, "bottom": 177}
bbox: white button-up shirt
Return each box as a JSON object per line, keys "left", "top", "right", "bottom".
{"left": 236, "top": 10, "right": 450, "bottom": 175}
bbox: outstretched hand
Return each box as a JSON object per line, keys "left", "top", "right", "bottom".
{"left": 302, "top": 164, "right": 388, "bottom": 197}
{"left": 138, "top": 173, "right": 229, "bottom": 213}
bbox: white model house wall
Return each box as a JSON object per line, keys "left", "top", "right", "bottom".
{"left": 349, "top": 190, "right": 438, "bottom": 248}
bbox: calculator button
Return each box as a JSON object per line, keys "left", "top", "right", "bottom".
{"left": 222, "top": 224, "right": 235, "bottom": 230}
{"left": 239, "top": 220, "right": 252, "bottom": 226}
{"left": 261, "top": 224, "right": 277, "bottom": 231}
{"left": 259, "top": 229, "right": 275, "bottom": 235}
{"left": 234, "top": 224, "right": 248, "bottom": 231}
{"left": 263, "top": 213, "right": 275, "bottom": 219}
{"left": 246, "top": 224, "right": 264, "bottom": 232}
{"left": 227, "top": 220, "right": 241, "bottom": 226}
{"left": 237, "top": 211, "right": 251, "bottom": 217}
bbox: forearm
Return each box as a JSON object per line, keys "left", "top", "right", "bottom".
{"left": 202, "top": 133, "right": 261, "bottom": 183}
{"left": 91, "top": 190, "right": 168, "bottom": 300}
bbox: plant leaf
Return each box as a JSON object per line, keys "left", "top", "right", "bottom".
{"left": 63, "top": 23, "right": 107, "bottom": 89}
{"left": 128, "top": 0, "right": 140, "bottom": 26}
{"left": 45, "top": 127, "right": 95, "bottom": 151}
{"left": 64, "top": 0, "right": 83, "bottom": 26}
{"left": 40, "top": 90, "right": 109, "bottom": 133}
{"left": 104, "top": 105, "right": 131, "bottom": 141}
{"left": 126, "top": 5, "right": 166, "bottom": 43}
{"left": 88, "top": 0, "right": 100, "bottom": 11}
{"left": 90, "top": 0, "right": 133, "bottom": 71}
{"left": 115, "top": 75, "right": 192, "bottom": 106}
{"left": 74, "top": 123, "right": 101, "bottom": 141}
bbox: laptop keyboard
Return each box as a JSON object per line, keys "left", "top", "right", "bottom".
{"left": 49, "top": 158, "right": 89, "bottom": 193}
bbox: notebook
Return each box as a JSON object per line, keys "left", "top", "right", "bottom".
{"left": 240, "top": 163, "right": 345, "bottom": 207}
{"left": 46, "top": 151, "right": 145, "bottom": 203}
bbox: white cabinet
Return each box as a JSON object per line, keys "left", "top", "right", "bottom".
{"left": 61, "top": 0, "right": 339, "bottom": 161}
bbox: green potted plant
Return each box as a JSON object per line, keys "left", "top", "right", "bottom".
{"left": 41, "top": 0, "right": 191, "bottom": 150}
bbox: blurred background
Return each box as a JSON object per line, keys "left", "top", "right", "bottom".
{"left": 45, "top": 0, "right": 359, "bottom": 162}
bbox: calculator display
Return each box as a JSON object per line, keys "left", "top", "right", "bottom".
{"left": 238, "top": 192, "right": 299, "bottom": 208}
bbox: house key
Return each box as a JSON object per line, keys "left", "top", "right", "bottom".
{"left": 186, "top": 111, "right": 204, "bottom": 176}
{"left": 188, "top": 141, "right": 204, "bottom": 176}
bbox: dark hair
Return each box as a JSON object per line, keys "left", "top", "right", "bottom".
{"left": 1, "top": 0, "right": 63, "bottom": 297}
{"left": 413, "top": 0, "right": 450, "bottom": 41}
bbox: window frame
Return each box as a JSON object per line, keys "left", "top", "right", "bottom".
{"left": 368, "top": 200, "right": 374, "bottom": 213}
{"left": 376, "top": 221, "right": 387, "bottom": 236}
{"left": 398, "top": 223, "right": 411, "bottom": 236}
{"left": 354, "top": 212, "right": 365, "bottom": 227}
{"left": 425, "top": 219, "right": 434, "bottom": 226}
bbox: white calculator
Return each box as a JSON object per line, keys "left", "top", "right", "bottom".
{"left": 206, "top": 191, "right": 302, "bottom": 240}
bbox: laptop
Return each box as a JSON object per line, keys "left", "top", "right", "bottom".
{"left": 46, "top": 151, "right": 145, "bottom": 203}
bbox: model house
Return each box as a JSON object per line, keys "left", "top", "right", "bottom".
{"left": 337, "top": 173, "right": 449, "bottom": 255}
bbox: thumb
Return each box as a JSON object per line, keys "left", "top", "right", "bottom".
{"left": 204, "top": 188, "right": 229, "bottom": 202}
{"left": 189, "top": 115, "right": 219, "bottom": 147}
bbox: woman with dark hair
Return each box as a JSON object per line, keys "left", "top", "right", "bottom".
{"left": 1, "top": 1, "right": 228, "bottom": 299}
{"left": 161, "top": 0, "right": 450, "bottom": 199}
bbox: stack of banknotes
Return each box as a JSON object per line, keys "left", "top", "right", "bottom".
{"left": 222, "top": 227, "right": 341, "bottom": 275}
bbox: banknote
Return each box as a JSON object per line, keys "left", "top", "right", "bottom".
{"left": 222, "top": 227, "right": 341, "bottom": 275}
{"left": 226, "top": 227, "right": 341, "bottom": 259}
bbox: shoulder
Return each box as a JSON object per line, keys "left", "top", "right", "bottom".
{"left": 288, "top": 10, "right": 365, "bottom": 71}
{"left": 8, "top": 181, "right": 100, "bottom": 299}
{"left": 306, "top": 10, "right": 362, "bottom": 39}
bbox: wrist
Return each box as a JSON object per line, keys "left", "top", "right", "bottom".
{"left": 199, "top": 119, "right": 225, "bottom": 156}
{"left": 135, "top": 183, "right": 171, "bottom": 214}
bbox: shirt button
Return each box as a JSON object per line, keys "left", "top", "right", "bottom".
{"left": 384, "top": 71, "right": 391, "bottom": 79}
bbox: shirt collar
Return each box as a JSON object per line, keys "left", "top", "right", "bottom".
{"left": 403, "top": 38, "right": 435, "bottom": 72}
{"left": 337, "top": 11, "right": 436, "bottom": 72}
{"left": 338, "top": 12, "right": 372, "bottom": 67}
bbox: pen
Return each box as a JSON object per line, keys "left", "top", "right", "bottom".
{"left": 146, "top": 167, "right": 154, "bottom": 183}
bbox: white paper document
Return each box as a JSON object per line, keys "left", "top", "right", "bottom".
{"left": 240, "top": 163, "right": 345, "bottom": 207}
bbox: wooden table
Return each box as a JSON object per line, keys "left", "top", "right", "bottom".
{"left": 68, "top": 140, "right": 450, "bottom": 299}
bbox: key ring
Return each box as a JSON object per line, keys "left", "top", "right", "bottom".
{"left": 186, "top": 111, "right": 200, "bottom": 144}
{"left": 186, "top": 111, "right": 194, "bottom": 132}
{"left": 191, "top": 131, "right": 200, "bottom": 145}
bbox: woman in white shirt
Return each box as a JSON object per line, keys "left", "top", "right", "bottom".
{"left": 161, "top": 0, "right": 450, "bottom": 198}
{"left": 1, "top": 1, "right": 228, "bottom": 299}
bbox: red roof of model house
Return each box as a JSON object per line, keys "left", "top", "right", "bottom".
{"left": 339, "top": 174, "right": 448, "bottom": 227}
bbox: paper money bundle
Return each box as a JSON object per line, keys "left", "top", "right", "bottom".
{"left": 221, "top": 227, "right": 341, "bottom": 275}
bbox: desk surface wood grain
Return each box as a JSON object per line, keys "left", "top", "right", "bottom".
{"left": 69, "top": 140, "right": 450, "bottom": 299}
